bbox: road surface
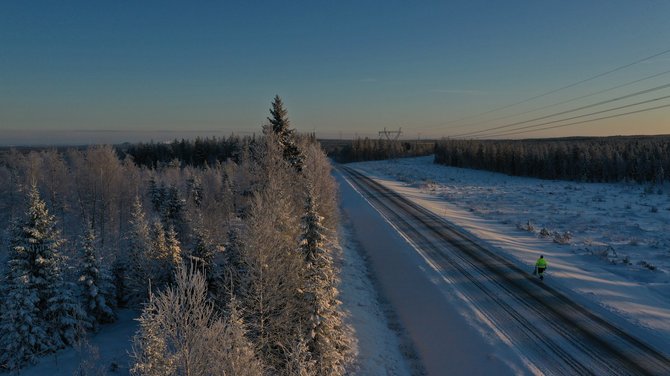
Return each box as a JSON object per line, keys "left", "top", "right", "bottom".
{"left": 337, "top": 166, "right": 670, "bottom": 375}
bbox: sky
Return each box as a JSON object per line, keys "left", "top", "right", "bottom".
{"left": 1, "top": 1, "right": 670, "bottom": 145}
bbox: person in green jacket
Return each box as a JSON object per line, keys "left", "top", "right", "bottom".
{"left": 535, "top": 255, "right": 547, "bottom": 280}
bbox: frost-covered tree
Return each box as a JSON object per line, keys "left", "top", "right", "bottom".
{"left": 45, "top": 281, "right": 89, "bottom": 349}
{"left": 298, "top": 190, "right": 350, "bottom": 376}
{"left": 79, "top": 226, "right": 117, "bottom": 330}
{"left": 284, "top": 334, "right": 317, "bottom": 376}
{"left": 266, "top": 95, "right": 305, "bottom": 173}
{"left": 239, "top": 183, "right": 304, "bottom": 371}
{"left": 139, "top": 219, "right": 170, "bottom": 292}
{"left": 214, "top": 298, "right": 265, "bottom": 376}
{"left": 0, "top": 261, "right": 49, "bottom": 370}
{"left": 126, "top": 196, "right": 152, "bottom": 304}
{"left": 0, "top": 185, "right": 87, "bottom": 369}
{"left": 131, "top": 264, "right": 263, "bottom": 376}
{"left": 165, "top": 225, "right": 183, "bottom": 282}
{"left": 220, "top": 225, "right": 246, "bottom": 300}
{"left": 190, "top": 224, "right": 217, "bottom": 292}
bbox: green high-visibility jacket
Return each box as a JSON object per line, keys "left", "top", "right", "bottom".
{"left": 536, "top": 258, "right": 547, "bottom": 268}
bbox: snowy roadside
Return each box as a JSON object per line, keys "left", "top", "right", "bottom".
{"left": 350, "top": 156, "right": 670, "bottom": 354}
{"left": 337, "top": 220, "right": 416, "bottom": 375}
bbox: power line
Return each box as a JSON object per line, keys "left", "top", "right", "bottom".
{"left": 472, "top": 94, "right": 670, "bottom": 138}
{"left": 452, "top": 82, "right": 670, "bottom": 137}
{"left": 428, "top": 46, "right": 670, "bottom": 130}
{"left": 479, "top": 101, "right": 670, "bottom": 138}
{"left": 439, "top": 68, "right": 670, "bottom": 133}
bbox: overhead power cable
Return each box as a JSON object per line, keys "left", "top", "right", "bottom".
{"left": 452, "top": 82, "right": 670, "bottom": 138}
{"left": 441, "top": 68, "right": 670, "bottom": 132}
{"left": 477, "top": 102, "right": 670, "bottom": 138}
{"left": 430, "top": 47, "right": 670, "bottom": 129}
{"left": 469, "top": 94, "right": 670, "bottom": 139}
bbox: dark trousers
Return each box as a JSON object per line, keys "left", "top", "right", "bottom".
{"left": 537, "top": 267, "right": 546, "bottom": 275}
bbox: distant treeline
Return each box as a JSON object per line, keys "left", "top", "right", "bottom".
{"left": 118, "top": 136, "right": 245, "bottom": 168}
{"left": 434, "top": 136, "right": 670, "bottom": 183}
{"left": 323, "top": 138, "right": 436, "bottom": 163}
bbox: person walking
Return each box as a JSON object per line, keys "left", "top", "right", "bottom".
{"left": 535, "top": 255, "right": 547, "bottom": 280}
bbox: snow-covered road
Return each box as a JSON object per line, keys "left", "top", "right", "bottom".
{"left": 337, "top": 165, "right": 670, "bottom": 375}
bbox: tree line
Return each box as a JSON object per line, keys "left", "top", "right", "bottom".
{"left": 434, "top": 136, "right": 670, "bottom": 183}
{"left": 0, "top": 95, "right": 351, "bottom": 375}
{"left": 324, "top": 138, "right": 435, "bottom": 163}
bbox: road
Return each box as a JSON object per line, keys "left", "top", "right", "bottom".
{"left": 338, "top": 166, "right": 670, "bottom": 375}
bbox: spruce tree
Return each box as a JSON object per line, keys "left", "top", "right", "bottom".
{"left": 299, "top": 190, "right": 350, "bottom": 376}
{"left": 0, "top": 185, "right": 87, "bottom": 369}
{"left": 191, "top": 225, "right": 216, "bottom": 292}
{"left": 149, "top": 220, "right": 169, "bottom": 288}
{"left": 79, "top": 226, "right": 117, "bottom": 331}
{"left": 126, "top": 195, "right": 152, "bottom": 304}
{"left": 0, "top": 259, "right": 49, "bottom": 370}
{"left": 165, "top": 225, "right": 183, "bottom": 282}
{"left": 216, "top": 298, "right": 265, "bottom": 376}
{"left": 266, "top": 95, "right": 305, "bottom": 173}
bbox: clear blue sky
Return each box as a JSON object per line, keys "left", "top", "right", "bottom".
{"left": 2, "top": 1, "right": 670, "bottom": 144}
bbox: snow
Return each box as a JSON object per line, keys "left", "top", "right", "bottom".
{"left": 335, "top": 170, "right": 524, "bottom": 375}
{"left": 17, "top": 154, "right": 670, "bottom": 375}
{"left": 337, "top": 222, "right": 416, "bottom": 376}
{"left": 348, "top": 155, "right": 670, "bottom": 355}
{"left": 19, "top": 309, "right": 139, "bottom": 376}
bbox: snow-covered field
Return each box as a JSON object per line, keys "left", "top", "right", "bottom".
{"left": 350, "top": 156, "right": 670, "bottom": 353}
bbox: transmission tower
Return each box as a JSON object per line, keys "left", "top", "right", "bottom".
{"left": 378, "top": 127, "right": 402, "bottom": 141}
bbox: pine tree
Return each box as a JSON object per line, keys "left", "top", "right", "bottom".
{"left": 266, "top": 95, "right": 305, "bottom": 173}
{"left": 299, "top": 190, "right": 350, "bottom": 376}
{"left": 79, "top": 226, "right": 117, "bottom": 331}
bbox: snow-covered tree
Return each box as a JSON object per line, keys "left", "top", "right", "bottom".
{"left": 239, "top": 184, "right": 304, "bottom": 371}
{"left": 221, "top": 225, "right": 246, "bottom": 300}
{"left": 0, "top": 263, "right": 49, "bottom": 370}
{"left": 45, "top": 281, "right": 90, "bottom": 349}
{"left": 79, "top": 226, "right": 117, "bottom": 331}
{"left": 266, "top": 95, "right": 305, "bottom": 173}
{"left": 0, "top": 185, "right": 87, "bottom": 369}
{"left": 214, "top": 298, "right": 265, "bottom": 376}
{"left": 165, "top": 225, "right": 183, "bottom": 282}
{"left": 298, "top": 189, "right": 351, "bottom": 376}
{"left": 148, "top": 220, "right": 171, "bottom": 289}
{"left": 190, "top": 224, "right": 217, "bottom": 292}
{"left": 284, "top": 334, "right": 317, "bottom": 376}
{"left": 131, "top": 264, "right": 263, "bottom": 376}
{"left": 126, "top": 195, "right": 152, "bottom": 304}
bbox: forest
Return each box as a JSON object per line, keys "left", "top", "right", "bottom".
{"left": 0, "top": 96, "right": 351, "bottom": 375}
{"left": 434, "top": 136, "right": 670, "bottom": 183}
{"left": 323, "top": 138, "right": 435, "bottom": 163}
